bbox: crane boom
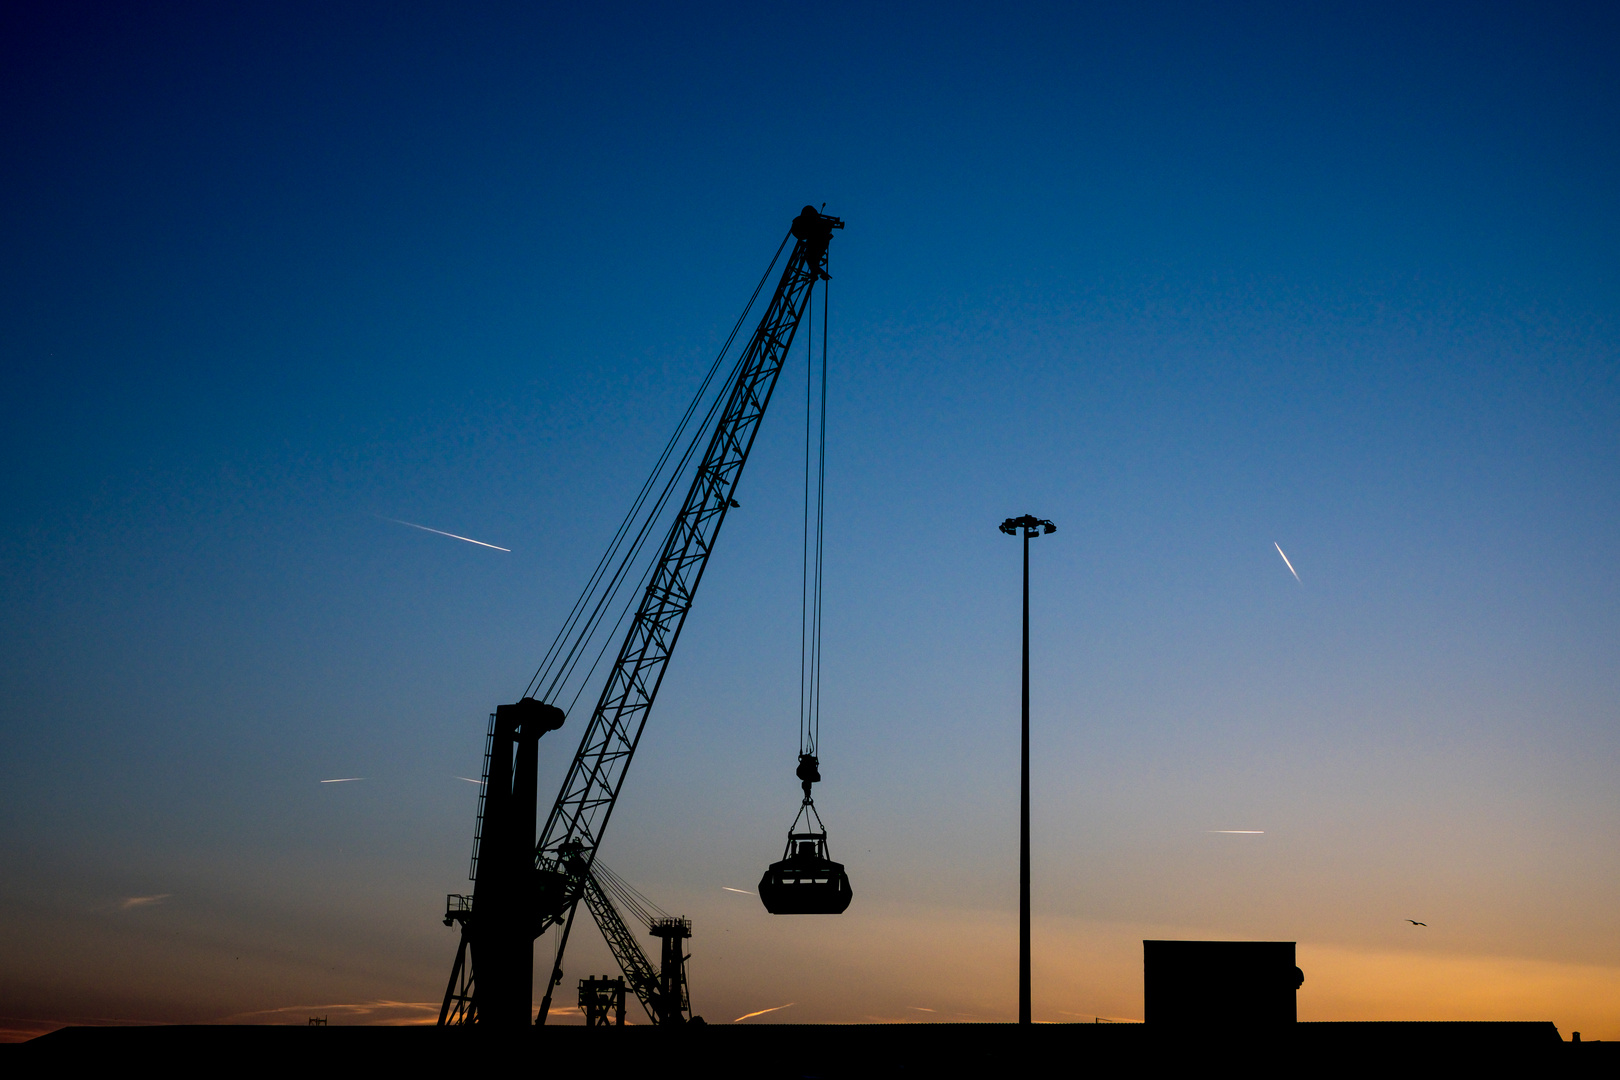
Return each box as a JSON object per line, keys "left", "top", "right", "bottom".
{"left": 535, "top": 209, "right": 839, "bottom": 888}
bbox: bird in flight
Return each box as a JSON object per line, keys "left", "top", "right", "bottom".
{"left": 1406, "top": 919, "right": 1427, "bottom": 926}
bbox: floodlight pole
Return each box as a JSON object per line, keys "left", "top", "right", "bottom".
{"left": 999, "top": 513, "right": 1054, "bottom": 1027}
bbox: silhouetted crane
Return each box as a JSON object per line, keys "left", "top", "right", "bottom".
{"left": 580, "top": 854, "right": 693, "bottom": 1025}
{"left": 438, "top": 206, "right": 843, "bottom": 1027}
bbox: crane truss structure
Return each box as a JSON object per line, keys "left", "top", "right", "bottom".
{"left": 580, "top": 871, "right": 690, "bottom": 1025}
{"left": 438, "top": 206, "right": 841, "bottom": 1026}
{"left": 535, "top": 209, "right": 839, "bottom": 893}
{"left": 580, "top": 872, "right": 664, "bottom": 1020}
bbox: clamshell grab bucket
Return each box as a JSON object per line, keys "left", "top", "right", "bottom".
{"left": 758, "top": 832, "right": 853, "bottom": 915}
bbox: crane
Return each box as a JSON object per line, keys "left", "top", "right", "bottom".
{"left": 438, "top": 205, "right": 843, "bottom": 1026}
{"left": 581, "top": 857, "right": 692, "bottom": 1025}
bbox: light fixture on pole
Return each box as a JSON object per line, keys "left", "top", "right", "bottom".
{"left": 998, "top": 513, "right": 1055, "bottom": 1026}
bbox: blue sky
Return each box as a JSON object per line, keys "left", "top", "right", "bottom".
{"left": 2, "top": 1, "right": 1618, "bottom": 1034}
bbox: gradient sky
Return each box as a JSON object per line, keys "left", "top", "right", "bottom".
{"left": 3, "top": 1, "right": 1619, "bottom": 1039}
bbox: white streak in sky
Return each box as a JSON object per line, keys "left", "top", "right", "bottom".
{"left": 456, "top": 776, "right": 485, "bottom": 785}
{"left": 121, "top": 894, "right": 171, "bottom": 909}
{"left": 721, "top": 887, "right": 754, "bottom": 894}
{"left": 219, "top": 1000, "right": 441, "bottom": 1022}
{"left": 321, "top": 777, "right": 364, "bottom": 783}
{"left": 734, "top": 1003, "right": 795, "bottom": 1022}
{"left": 1207, "top": 830, "right": 1264, "bottom": 834}
{"left": 1274, "top": 542, "right": 1301, "bottom": 582}
{"left": 386, "top": 518, "right": 510, "bottom": 552}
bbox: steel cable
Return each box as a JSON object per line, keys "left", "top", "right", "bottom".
{"left": 523, "top": 232, "right": 791, "bottom": 707}
{"left": 799, "top": 277, "right": 830, "bottom": 760}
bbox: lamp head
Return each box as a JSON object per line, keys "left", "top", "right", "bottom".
{"left": 1000, "top": 514, "right": 1057, "bottom": 538}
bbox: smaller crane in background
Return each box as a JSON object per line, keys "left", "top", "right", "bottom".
{"left": 579, "top": 855, "right": 697, "bottom": 1025}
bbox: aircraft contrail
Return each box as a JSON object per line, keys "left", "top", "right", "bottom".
{"left": 321, "top": 777, "right": 364, "bottom": 783}
{"left": 721, "top": 887, "right": 754, "bottom": 895}
{"left": 221, "top": 1000, "right": 441, "bottom": 1021}
{"left": 734, "top": 1003, "right": 795, "bottom": 1022}
{"left": 455, "top": 776, "right": 485, "bottom": 785}
{"left": 1208, "top": 830, "right": 1264, "bottom": 834}
{"left": 121, "top": 894, "right": 171, "bottom": 909}
{"left": 1274, "top": 542, "right": 1301, "bottom": 582}
{"left": 385, "top": 518, "right": 511, "bottom": 552}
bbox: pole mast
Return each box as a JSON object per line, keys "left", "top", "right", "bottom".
{"left": 1020, "top": 524, "right": 1031, "bottom": 1026}
{"left": 999, "top": 513, "right": 1054, "bottom": 1027}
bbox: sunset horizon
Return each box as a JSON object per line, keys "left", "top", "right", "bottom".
{"left": 3, "top": 1, "right": 1617, "bottom": 1052}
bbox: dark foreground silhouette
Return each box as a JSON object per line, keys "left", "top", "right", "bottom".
{"left": 1145, "top": 939, "right": 1304, "bottom": 1029}
{"left": 11, "top": 1020, "right": 1610, "bottom": 1076}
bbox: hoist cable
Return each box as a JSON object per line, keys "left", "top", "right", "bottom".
{"left": 545, "top": 322, "right": 758, "bottom": 705}
{"left": 800, "top": 281, "right": 816, "bottom": 761}
{"left": 529, "top": 233, "right": 786, "bottom": 701}
{"left": 562, "top": 534, "right": 659, "bottom": 717}
{"left": 538, "top": 400, "right": 701, "bottom": 705}
{"left": 812, "top": 278, "right": 828, "bottom": 757}
{"left": 526, "top": 232, "right": 787, "bottom": 701}
{"left": 592, "top": 858, "right": 669, "bottom": 929}
{"left": 798, "top": 276, "right": 830, "bottom": 761}
{"left": 524, "top": 232, "right": 791, "bottom": 706}
{"left": 541, "top": 366, "right": 724, "bottom": 704}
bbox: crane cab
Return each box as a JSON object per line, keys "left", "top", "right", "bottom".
{"left": 758, "top": 831, "right": 853, "bottom": 915}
